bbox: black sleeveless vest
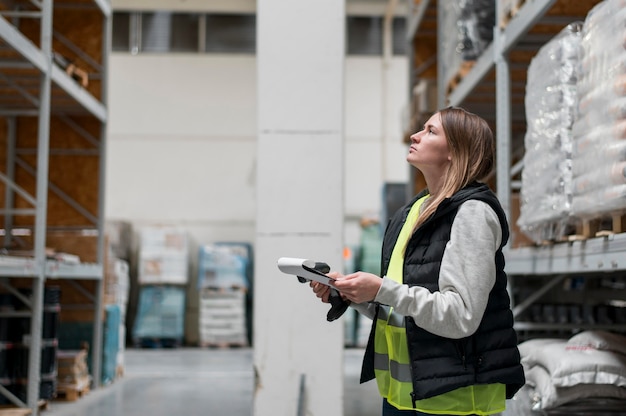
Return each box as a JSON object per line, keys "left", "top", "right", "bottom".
{"left": 360, "top": 182, "right": 525, "bottom": 404}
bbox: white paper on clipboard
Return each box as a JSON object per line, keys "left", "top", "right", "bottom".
{"left": 277, "top": 257, "right": 336, "bottom": 287}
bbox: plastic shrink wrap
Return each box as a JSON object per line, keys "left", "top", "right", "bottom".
{"left": 457, "top": 0, "right": 495, "bottom": 60}
{"left": 440, "top": 1, "right": 462, "bottom": 88}
{"left": 571, "top": 0, "right": 626, "bottom": 217}
{"left": 518, "top": 23, "right": 582, "bottom": 243}
{"left": 440, "top": 0, "right": 495, "bottom": 90}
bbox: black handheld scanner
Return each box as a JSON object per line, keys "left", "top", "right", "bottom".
{"left": 298, "top": 261, "right": 350, "bottom": 322}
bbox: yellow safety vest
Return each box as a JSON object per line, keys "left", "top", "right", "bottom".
{"left": 373, "top": 195, "right": 506, "bottom": 415}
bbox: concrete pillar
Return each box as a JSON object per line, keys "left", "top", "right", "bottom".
{"left": 254, "top": 1, "right": 345, "bottom": 416}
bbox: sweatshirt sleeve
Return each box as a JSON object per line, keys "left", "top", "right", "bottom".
{"left": 350, "top": 301, "right": 377, "bottom": 320}
{"left": 373, "top": 200, "right": 502, "bottom": 339}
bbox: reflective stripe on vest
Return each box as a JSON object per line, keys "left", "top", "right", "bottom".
{"left": 374, "top": 352, "right": 412, "bottom": 383}
{"left": 373, "top": 305, "right": 413, "bottom": 403}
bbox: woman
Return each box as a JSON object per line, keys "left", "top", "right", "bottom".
{"left": 312, "top": 107, "right": 525, "bottom": 415}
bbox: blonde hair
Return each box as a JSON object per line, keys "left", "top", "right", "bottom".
{"left": 416, "top": 107, "right": 494, "bottom": 227}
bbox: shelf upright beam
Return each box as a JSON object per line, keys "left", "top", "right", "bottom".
{"left": 27, "top": 0, "right": 53, "bottom": 412}
{"left": 3, "top": 118, "right": 16, "bottom": 248}
{"left": 90, "top": 4, "right": 112, "bottom": 389}
{"left": 436, "top": 0, "right": 445, "bottom": 109}
{"left": 494, "top": 29, "right": 511, "bottom": 220}
{"left": 93, "top": 0, "right": 112, "bottom": 17}
{"left": 494, "top": 0, "right": 516, "bottom": 313}
{"left": 406, "top": 0, "right": 430, "bottom": 41}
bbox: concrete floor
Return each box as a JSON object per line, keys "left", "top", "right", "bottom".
{"left": 42, "top": 347, "right": 380, "bottom": 416}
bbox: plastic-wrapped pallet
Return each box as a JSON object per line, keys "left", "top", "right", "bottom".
{"left": 457, "top": 0, "right": 495, "bottom": 60}
{"left": 132, "top": 285, "right": 186, "bottom": 347}
{"left": 101, "top": 304, "right": 121, "bottom": 385}
{"left": 104, "top": 258, "right": 129, "bottom": 318}
{"left": 571, "top": 0, "right": 626, "bottom": 217}
{"left": 198, "top": 288, "right": 248, "bottom": 347}
{"left": 518, "top": 23, "right": 583, "bottom": 243}
{"left": 441, "top": 0, "right": 495, "bottom": 89}
{"left": 104, "top": 259, "right": 129, "bottom": 375}
{"left": 197, "top": 245, "right": 249, "bottom": 290}
{"left": 138, "top": 226, "right": 189, "bottom": 285}
{"left": 440, "top": 1, "right": 463, "bottom": 88}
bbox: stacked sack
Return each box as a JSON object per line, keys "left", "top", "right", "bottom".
{"left": 509, "top": 331, "right": 626, "bottom": 414}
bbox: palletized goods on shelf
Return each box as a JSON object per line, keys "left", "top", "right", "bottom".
{"left": 571, "top": 0, "right": 626, "bottom": 218}
{"left": 55, "top": 349, "right": 90, "bottom": 402}
{"left": 519, "top": 0, "right": 626, "bottom": 243}
{"left": 517, "top": 23, "right": 582, "bottom": 244}
{"left": 441, "top": 0, "right": 495, "bottom": 93}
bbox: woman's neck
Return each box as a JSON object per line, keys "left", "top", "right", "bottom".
{"left": 425, "top": 181, "right": 443, "bottom": 201}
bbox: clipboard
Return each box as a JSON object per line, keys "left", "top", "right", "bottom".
{"left": 277, "top": 257, "right": 337, "bottom": 287}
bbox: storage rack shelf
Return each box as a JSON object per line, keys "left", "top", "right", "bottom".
{"left": 506, "top": 233, "right": 626, "bottom": 275}
{"left": 407, "top": 0, "right": 625, "bottom": 336}
{"left": 0, "top": 0, "right": 110, "bottom": 413}
{"left": 514, "top": 323, "right": 626, "bottom": 331}
{"left": 0, "top": 258, "right": 102, "bottom": 279}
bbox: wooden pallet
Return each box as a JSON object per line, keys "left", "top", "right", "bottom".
{"left": 0, "top": 400, "right": 47, "bottom": 415}
{"left": 201, "top": 285, "right": 248, "bottom": 293}
{"left": 568, "top": 212, "right": 626, "bottom": 241}
{"left": 134, "top": 337, "right": 182, "bottom": 349}
{"left": 55, "top": 377, "right": 90, "bottom": 402}
{"left": 55, "top": 385, "right": 89, "bottom": 402}
{"left": 0, "top": 409, "right": 31, "bottom": 416}
{"left": 199, "top": 341, "right": 248, "bottom": 349}
{"left": 446, "top": 61, "right": 475, "bottom": 96}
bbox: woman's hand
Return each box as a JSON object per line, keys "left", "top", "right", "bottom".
{"left": 310, "top": 271, "right": 345, "bottom": 303}
{"left": 310, "top": 281, "right": 330, "bottom": 303}
{"left": 332, "top": 272, "right": 382, "bottom": 304}
{"left": 309, "top": 270, "right": 337, "bottom": 303}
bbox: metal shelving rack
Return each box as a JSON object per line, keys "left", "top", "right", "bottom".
{"left": 0, "top": 0, "right": 110, "bottom": 413}
{"left": 406, "top": 0, "right": 625, "bottom": 334}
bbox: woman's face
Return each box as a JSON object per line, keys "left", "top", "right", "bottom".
{"left": 407, "top": 112, "right": 451, "bottom": 174}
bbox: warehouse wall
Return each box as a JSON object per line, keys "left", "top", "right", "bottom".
{"left": 106, "top": 53, "right": 409, "bottom": 248}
